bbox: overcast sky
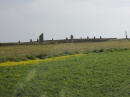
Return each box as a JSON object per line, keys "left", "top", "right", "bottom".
{"left": 0, "top": 0, "right": 130, "bottom": 42}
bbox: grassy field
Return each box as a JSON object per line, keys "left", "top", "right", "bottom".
{"left": 1, "top": 39, "right": 130, "bottom": 63}
{"left": 0, "top": 49, "right": 130, "bottom": 97}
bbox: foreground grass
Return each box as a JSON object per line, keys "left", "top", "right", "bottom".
{"left": 0, "top": 50, "right": 130, "bottom": 97}
{"left": 1, "top": 39, "right": 130, "bottom": 63}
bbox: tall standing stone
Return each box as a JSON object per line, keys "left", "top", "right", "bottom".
{"left": 39, "top": 33, "right": 44, "bottom": 42}
{"left": 66, "top": 37, "right": 68, "bottom": 40}
{"left": 100, "top": 36, "right": 102, "bottom": 39}
{"left": 80, "top": 37, "right": 82, "bottom": 40}
{"left": 87, "top": 36, "right": 89, "bottom": 40}
{"left": 125, "top": 31, "right": 128, "bottom": 39}
{"left": 37, "top": 38, "right": 39, "bottom": 42}
{"left": 70, "top": 35, "right": 74, "bottom": 40}
{"left": 18, "top": 40, "right": 20, "bottom": 44}
{"left": 30, "top": 39, "right": 32, "bottom": 43}
{"left": 70, "top": 35, "right": 74, "bottom": 43}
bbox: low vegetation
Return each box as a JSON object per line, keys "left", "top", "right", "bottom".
{"left": 0, "top": 40, "right": 130, "bottom": 97}
{"left": 0, "top": 50, "right": 130, "bottom": 97}
{"left": 1, "top": 39, "right": 130, "bottom": 63}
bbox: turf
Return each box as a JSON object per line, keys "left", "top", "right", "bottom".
{"left": 0, "top": 50, "right": 130, "bottom": 97}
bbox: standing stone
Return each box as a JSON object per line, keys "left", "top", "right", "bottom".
{"left": 125, "top": 31, "right": 128, "bottom": 39}
{"left": 70, "top": 35, "right": 74, "bottom": 40}
{"left": 100, "top": 36, "right": 102, "bottom": 39}
{"left": 30, "top": 39, "right": 32, "bottom": 43}
{"left": 18, "top": 40, "right": 20, "bottom": 44}
{"left": 37, "top": 38, "right": 39, "bottom": 42}
{"left": 66, "top": 37, "right": 68, "bottom": 40}
{"left": 87, "top": 36, "right": 89, "bottom": 40}
{"left": 39, "top": 33, "right": 44, "bottom": 42}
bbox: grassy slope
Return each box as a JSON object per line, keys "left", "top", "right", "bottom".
{"left": 1, "top": 40, "right": 130, "bottom": 62}
{"left": 0, "top": 50, "right": 130, "bottom": 97}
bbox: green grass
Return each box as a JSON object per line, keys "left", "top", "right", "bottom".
{"left": 0, "top": 50, "right": 130, "bottom": 97}
{"left": 1, "top": 39, "right": 130, "bottom": 63}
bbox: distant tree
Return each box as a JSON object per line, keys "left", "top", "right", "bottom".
{"left": 94, "top": 36, "right": 96, "bottom": 39}
{"left": 52, "top": 38, "right": 54, "bottom": 41}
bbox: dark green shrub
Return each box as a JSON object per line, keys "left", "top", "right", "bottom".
{"left": 124, "top": 48, "right": 128, "bottom": 50}
{"left": 106, "top": 48, "right": 114, "bottom": 52}
{"left": 83, "top": 50, "right": 89, "bottom": 54}
{"left": 63, "top": 51, "right": 72, "bottom": 55}
{"left": 93, "top": 49, "right": 98, "bottom": 53}
{"left": 5, "top": 57, "right": 20, "bottom": 62}
{"left": 36, "top": 54, "right": 47, "bottom": 59}
{"left": 74, "top": 51, "right": 80, "bottom": 54}
{"left": 26, "top": 55, "right": 35, "bottom": 60}
{"left": 99, "top": 49, "right": 104, "bottom": 52}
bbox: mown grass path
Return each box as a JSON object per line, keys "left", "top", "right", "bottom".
{"left": 0, "top": 50, "right": 130, "bottom": 97}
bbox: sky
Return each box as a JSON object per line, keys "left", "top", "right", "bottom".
{"left": 0, "top": 0, "right": 130, "bottom": 42}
